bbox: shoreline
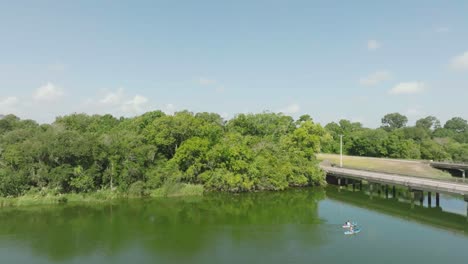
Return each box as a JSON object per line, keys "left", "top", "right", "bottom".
{"left": 0, "top": 183, "right": 205, "bottom": 208}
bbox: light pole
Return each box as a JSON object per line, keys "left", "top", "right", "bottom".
{"left": 340, "top": 134, "right": 343, "bottom": 168}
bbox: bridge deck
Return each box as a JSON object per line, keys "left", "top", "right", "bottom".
{"left": 430, "top": 162, "right": 468, "bottom": 171}
{"left": 321, "top": 165, "right": 468, "bottom": 196}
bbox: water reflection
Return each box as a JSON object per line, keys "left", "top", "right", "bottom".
{"left": 325, "top": 185, "right": 468, "bottom": 235}
{"left": 0, "top": 189, "right": 327, "bottom": 262}
{"left": 1, "top": 186, "right": 467, "bottom": 263}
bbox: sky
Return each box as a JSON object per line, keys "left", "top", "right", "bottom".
{"left": 0, "top": 0, "right": 467, "bottom": 127}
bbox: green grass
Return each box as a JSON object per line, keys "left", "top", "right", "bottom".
{"left": 0, "top": 189, "right": 124, "bottom": 208}
{"left": 317, "top": 153, "right": 452, "bottom": 180}
{"left": 151, "top": 183, "right": 204, "bottom": 198}
{"left": 0, "top": 184, "right": 204, "bottom": 208}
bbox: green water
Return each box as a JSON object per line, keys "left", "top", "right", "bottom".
{"left": 0, "top": 187, "right": 467, "bottom": 264}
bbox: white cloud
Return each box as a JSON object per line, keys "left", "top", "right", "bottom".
{"left": 359, "top": 71, "right": 392, "bottom": 86}
{"left": 0, "top": 96, "right": 19, "bottom": 114}
{"left": 121, "top": 95, "right": 149, "bottom": 114}
{"left": 100, "top": 88, "right": 124, "bottom": 105}
{"left": 34, "top": 82, "right": 63, "bottom": 101}
{"left": 367, "top": 39, "right": 381, "bottom": 51}
{"left": 450, "top": 51, "right": 468, "bottom": 71}
{"left": 163, "top": 103, "right": 176, "bottom": 115}
{"left": 389, "top": 82, "right": 425, "bottom": 95}
{"left": 279, "top": 103, "right": 300, "bottom": 114}
{"left": 434, "top": 26, "right": 450, "bottom": 33}
{"left": 199, "top": 77, "right": 217, "bottom": 85}
{"left": 81, "top": 89, "right": 151, "bottom": 116}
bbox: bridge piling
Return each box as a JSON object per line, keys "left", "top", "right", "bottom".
{"left": 385, "top": 185, "right": 389, "bottom": 199}
{"left": 436, "top": 193, "right": 440, "bottom": 207}
{"left": 392, "top": 186, "right": 396, "bottom": 198}
{"left": 410, "top": 190, "right": 415, "bottom": 209}
{"left": 428, "top": 192, "right": 432, "bottom": 207}
{"left": 464, "top": 196, "right": 468, "bottom": 220}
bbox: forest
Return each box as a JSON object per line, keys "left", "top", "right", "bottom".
{"left": 0, "top": 111, "right": 326, "bottom": 197}
{"left": 0, "top": 111, "right": 466, "bottom": 198}
{"left": 323, "top": 113, "right": 468, "bottom": 162}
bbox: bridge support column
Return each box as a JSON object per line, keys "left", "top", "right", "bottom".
{"left": 428, "top": 192, "right": 432, "bottom": 207}
{"left": 410, "top": 190, "right": 415, "bottom": 209}
{"left": 464, "top": 195, "right": 468, "bottom": 220}
{"left": 392, "top": 186, "right": 396, "bottom": 198}
{"left": 337, "top": 178, "right": 341, "bottom": 186}
{"left": 436, "top": 193, "right": 440, "bottom": 207}
{"left": 369, "top": 183, "right": 373, "bottom": 200}
{"left": 409, "top": 189, "right": 424, "bottom": 208}
{"left": 385, "top": 185, "right": 389, "bottom": 199}
{"left": 359, "top": 181, "right": 362, "bottom": 191}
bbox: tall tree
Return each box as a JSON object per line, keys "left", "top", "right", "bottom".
{"left": 444, "top": 117, "right": 467, "bottom": 133}
{"left": 381, "top": 113, "right": 408, "bottom": 131}
{"left": 416, "top": 116, "right": 441, "bottom": 131}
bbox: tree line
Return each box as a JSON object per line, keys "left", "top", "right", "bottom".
{"left": 0, "top": 111, "right": 326, "bottom": 197}
{"left": 322, "top": 113, "right": 468, "bottom": 162}
{"left": 0, "top": 111, "right": 466, "bottom": 198}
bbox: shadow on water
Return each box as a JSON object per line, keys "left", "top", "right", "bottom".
{"left": 0, "top": 189, "right": 327, "bottom": 262}
{"left": 325, "top": 185, "right": 468, "bottom": 235}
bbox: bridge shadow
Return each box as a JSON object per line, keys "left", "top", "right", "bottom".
{"left": 325, "top": 185, "right": 468, "bottom": 236}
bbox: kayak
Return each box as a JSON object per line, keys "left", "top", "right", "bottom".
{"left": 342, "top": 223, "right": 357, "bottom": 228}
{"left": 344, "top": 228, "right": 361, "bottom": 235}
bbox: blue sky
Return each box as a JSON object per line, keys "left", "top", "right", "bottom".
{"left": 0, "top": 0, "right": 467, "bottom": 127}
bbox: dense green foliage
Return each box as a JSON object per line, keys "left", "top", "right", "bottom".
{"left": 0, "top": 112, "right": 327, "bottom": 197}
{"left": 323, "top": 115, "right": 468, "bottom": 162}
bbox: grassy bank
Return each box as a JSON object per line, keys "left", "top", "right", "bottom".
{"left": 150, "top": 183, "right": 205, "bottom": 198}
{"left": 317, "top": 153, "right": 452, "bottom": 180}
{"left": 0, "top": 184, "right": 204, "bottom": 208}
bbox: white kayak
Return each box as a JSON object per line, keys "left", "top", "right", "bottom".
{"left": 342, "top": 223, "right": 357, "bottom": 228}
{"left": 344, "top": 228, "right": 361, "bottom": 235}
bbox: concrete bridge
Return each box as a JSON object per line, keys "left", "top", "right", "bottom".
{"left": 321, "top": 165, "right": 468, "bottom": 216}
{"left": 321, "top": 165, "right": 468, "bottom": 196}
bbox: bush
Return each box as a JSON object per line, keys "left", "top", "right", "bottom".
{"left": 57, "top": 196, "right": 68, "bottom": 204}
{"left": 128, "top": 181, "right": 147, "bottom": 197}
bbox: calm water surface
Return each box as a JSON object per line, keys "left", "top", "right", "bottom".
{"left": 0, "top": 186, "right": 467, "bottom": 264}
